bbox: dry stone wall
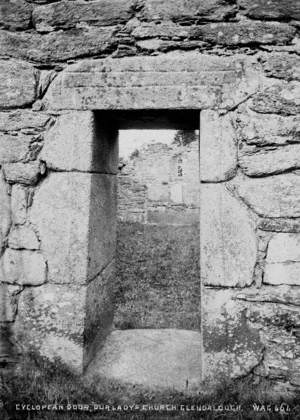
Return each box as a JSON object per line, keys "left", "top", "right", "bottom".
{"left": 0, "top": 0, "right": 299, "bottom": 393}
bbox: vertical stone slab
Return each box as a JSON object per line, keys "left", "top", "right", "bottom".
{"left": 87, "top": 172, "right": 117, "bottom": 281}
{"left": 200, "top": 110, "right": 237, "bottom": 182}
{"left": 200, "top": 183, "right": 257, "bottom": 287}
{"left": 199, "top": 112, "right": 261, "bottom": 382}
{"left": 22, "top": 115, "right": 118, "bottom": 372}
{"left": 41, "top": 111, "right": 118, "bottom": 173}
{"left": 29, "top": 172, "right": 116, "bottom": 285}
{"left": 84, "top": 262, "right": 115, "bottom": 366}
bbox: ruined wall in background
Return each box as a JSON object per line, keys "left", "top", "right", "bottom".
{"left": 0, "top": 0, "right": 299, "bottom": 393}
{"left": 118, "top": 140, "right": 199, "bottom": 224}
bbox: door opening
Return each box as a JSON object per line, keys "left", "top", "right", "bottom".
{"left": 116, "top": 128, "right": 200, "bottom": 331}
{"left": 87, "top": 110, "right": 201, "bottom": 392}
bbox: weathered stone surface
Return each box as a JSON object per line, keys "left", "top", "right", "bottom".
{"left": 15, "top": 266, "right": 115, "bottom": 372}
{"left": 237, "top": 109, "right": 300, "bottom": 146}
{"left": 0, "top": 172, "right": 11, "bottom": 250}
{"left": 132, "top": 22, "right": 189, "bottom": 39}
{"left": 201, "top": 183, "right": 257, "bottom": 287}
{"left": 235, "top": 285, "right": 300, "bottom": 307}
{"left": 11, "top": 184, "right": 28, "bottom": 225}
{"left": 0, "top": 0, "right": 32, "bottom": 30}
{"left": 238, "top": 0, "right": 300, "bottom": 21}
{"left": 3, "top": 161, "right": 46, "bottom": 185}
{"left": 141, "top": 0, "right": 237, "bottom": 22}
{"left": 248, "top": 319, "right": 299, "bottom": 372}
{"left": 14, "top": 284, "right": 86, "bottom": 372}
{"left": 133, "top": 21, "right": 296, "bottom": 47}
{"left": 0, "top": 110, "right": 50, "bottom": 132}
{"left": 39, "top": 334, "right": 84, "bottom": 373}
{"left": 38, "top": 70, "right": 57, "bottom": 98}
{"left": 29, "top": 172, "right": 117, "bottom": 284}
{"left": 0, "top": 60, "right": 37, "bottom": 108}
{"left": 85, "top": 264, "right": 115, "bottom": 365}
{"left": 264, "top": 233, "right": 300, "bottom": 286}
{"left": 0, "top": 28, "right": 116, "bottom": 63}
{"left": 33, "top": 0, "right": 137, "bottom": 32}
{"left": 259, "top": 218, "right": 300, "bottom": 233}
{"left": 261, "top": 53, "right": 300, "bottom": 82}
{"left": 136, "top": 38, "right": 207, "bottom": 52}
{"left": 267, "top": 233, "right": 300, "bottom": 262}
{"left": 239, "top": 144, "right": 300, "bottom": 177}
{"left": 253, "top": 325, "right": 298, "bottom": 383}
{"left": 8, "top": 225, "right": 40, "bottom": 250}
{"left": 1, "top": 249, "right": 46, "bottom": 286}
{"left": 45, "top": 53, "right": 263, "bottom": 111}
{"left": 86, "top": 329, "right": 202, "bottom": 392}
{"left": 200, "top": 110, "right": 237, "bottom": 182}
{"left": 190, "top": 21, "right": 296, "bottom": 46}
{"left": 41, "top": 112, "right": 118, "bottom": 173}
{"left": 229, "top": 173, "right": 300, "bottom": 218}
{"left": 202, "top": 288, "right": 264, "bottom": 381}
{"left": 250, "top": 82, "right": 300, "bottom": 116}
{"left": 264, "top": 263, "right": 300, "bottom": 286}
{"left": 0, "top": 283, "right": 21, "bottom": 322}
{"left": 0, "top": 134, "right": 35, "bottom": 164}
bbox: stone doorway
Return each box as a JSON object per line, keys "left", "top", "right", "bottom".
{"left": 12, "top": 53, "right": 270, "bottom": 394}
{"left": 84, "top": 112, "right": 202, "bottom": 391}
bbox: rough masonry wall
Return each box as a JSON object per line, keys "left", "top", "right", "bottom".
{"left": 200, "top": 107, "right": 300, "bottom": 390}
{"left": 0, "top": 0, "right": 299, "bottom": 392}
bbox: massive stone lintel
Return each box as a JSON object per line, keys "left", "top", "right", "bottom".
{"left": 44, "top": 53, "right": 264, "bottom": 111}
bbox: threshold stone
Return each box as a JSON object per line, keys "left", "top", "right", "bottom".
{"left": 85, "top": 329, "right": 202, "bottom": 392}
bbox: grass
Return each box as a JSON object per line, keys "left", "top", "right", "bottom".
{"left": 115, "top": 221, "right": 200, "bottom": 330}
{"left": 0, "top": 352, "right": 299, "bottom": 420}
